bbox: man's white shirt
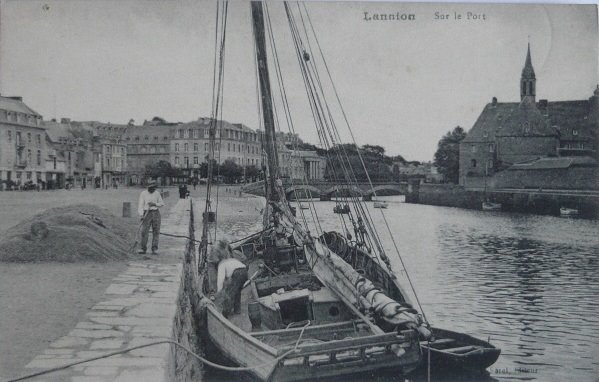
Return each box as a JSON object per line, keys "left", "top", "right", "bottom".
{"left": 138, "top": 190, "right": 165, "bottom": 217}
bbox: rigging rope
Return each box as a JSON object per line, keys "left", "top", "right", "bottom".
{"left": 300, "top": 3, "right": 430, "bottom": 324}
{"left": 6, "top": 339, "right": 295, "bottom": 381}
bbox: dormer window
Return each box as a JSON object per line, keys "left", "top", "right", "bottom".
{"left": 483, "top": 132, "right": 488, "bottom": 138}
{"left": 573, "top": 129, "right": 579, "bottom": 136}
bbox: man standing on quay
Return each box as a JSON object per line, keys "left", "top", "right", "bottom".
{"left": 138, "top": 181, "right": 164, "bottom": 255}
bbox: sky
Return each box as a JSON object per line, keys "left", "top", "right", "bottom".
{"left": 0, "top": 0, "right": 597, "bottom": 161}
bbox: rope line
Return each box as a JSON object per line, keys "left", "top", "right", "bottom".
{"left": 6, "top": 340, "right": 295, "bottom": 382}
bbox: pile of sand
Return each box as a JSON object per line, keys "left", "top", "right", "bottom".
{"left": 0, "top": 204, "right": 137, "bottom": 262}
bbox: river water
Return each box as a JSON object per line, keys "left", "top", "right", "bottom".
{"left": 299, "top": 196, "right": 599, "bottom": 382}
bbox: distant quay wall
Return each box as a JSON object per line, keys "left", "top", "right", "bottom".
{"left": 407, "top": 183, "right": 599, "bottom": 218}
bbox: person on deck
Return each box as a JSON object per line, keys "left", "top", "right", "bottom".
{"left": 212, "top": 242, "right": 248, "bottom": 317}
{"left": 138, "top": 181, "right": 164, "bottom": 255}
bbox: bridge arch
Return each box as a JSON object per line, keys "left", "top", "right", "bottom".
{"left": 323, "top": 185, "right": 363, "bottom": 197}
{"left": 363, "top": 184, "right": 406, "bottom": 197}
{"left": 285, "top": 185, "right": 322, "bottom": 199}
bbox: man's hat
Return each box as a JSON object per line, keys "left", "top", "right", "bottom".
{"left": 147, "top": 181, "right": 158, "bottom": 188}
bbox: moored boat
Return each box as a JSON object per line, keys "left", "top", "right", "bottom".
{"left": 373, "top": 201, "right": 388, "bottom": 209}
{"left": 195, "top": 2, "right": 427, "bottom": 380}
{"left": 560, "top": 207, "right": 579, "bottom": 217}
{"left": 482, "top": 201, "right": 502, "bottom": 211}
{"left": 419, "top": 327, "right": 501, "bottom": 372}
{"left": 333, "top": 203, "right": 350, "bottom": 214}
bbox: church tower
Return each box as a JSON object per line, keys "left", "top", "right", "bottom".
{"left": 520, "top": 43, "right": 536, "bottom": 103}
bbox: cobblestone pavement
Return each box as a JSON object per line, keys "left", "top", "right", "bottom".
{"left": 19, "top": 199, "right": 191, "bottom": 382}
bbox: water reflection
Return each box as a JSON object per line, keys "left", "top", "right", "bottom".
{"left": 311, "top": 198, "right": 599, "bottom": 382}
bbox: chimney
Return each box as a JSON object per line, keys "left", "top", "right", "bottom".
{"left": 61, "top": 118, "right": 71, "bottom": 124}
{"left": 492, "top": 97, "right": 497, "bottom": 106}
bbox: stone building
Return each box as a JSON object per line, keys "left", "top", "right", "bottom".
{"left": 44, "top": 119, "right": 95, "bottom": 188}
{"left": 460, "top": 44, "right": 598, "bottom": 189}
{"left": 123, "top": 118, "right": 174, "bottom": 185}
{"left": 170, "top": 118, "right": 262, "bottom": 179}
{"left": 89, "top": 122, "right": 129, "bottom": 188}
{"left": 0, "top": 95, "right": 47, "bottom": 189}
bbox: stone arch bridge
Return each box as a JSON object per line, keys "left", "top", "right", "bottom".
{"left": 242, "top": 180, "right": 408, "bottom": 201}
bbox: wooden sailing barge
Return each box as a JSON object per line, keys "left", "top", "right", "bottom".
{"left": 194, "top": 1, "right": 499, "bottom": 380}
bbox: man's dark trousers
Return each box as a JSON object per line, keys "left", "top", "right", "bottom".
{"left": 141, "top": 210, "right": 161, "bottom": 252}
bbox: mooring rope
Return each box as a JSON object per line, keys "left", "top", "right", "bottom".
{"left": 6, "top": 340, "right": 295, "bottom": 382}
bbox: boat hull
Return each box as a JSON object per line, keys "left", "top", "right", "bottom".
{"left": 419, "top": 328, "right": 500, "bottom": 372}
{"left": 482, "top": 202, "right": 502, "bottom": 211}
{"left": 204, "top": 303, "right": 422, "bottom": 381}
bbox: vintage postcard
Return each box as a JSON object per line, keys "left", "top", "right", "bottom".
{"left": 0, "top": 1, "right": 597, "bottom": 382}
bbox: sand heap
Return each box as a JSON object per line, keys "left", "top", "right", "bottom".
{"left": 0, "top": 204, "right": 137, "bottom": 262}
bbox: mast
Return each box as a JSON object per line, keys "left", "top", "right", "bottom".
{"left": 251, "top": 1, "right": 280, "bottom": 202}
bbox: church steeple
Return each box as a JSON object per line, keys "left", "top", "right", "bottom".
{"left": 520, "top": 43, "right": 536, "bottom": 103}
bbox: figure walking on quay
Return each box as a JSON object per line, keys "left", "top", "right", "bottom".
{"left": 137, "top": 181, "right": 164, "bottom": 255}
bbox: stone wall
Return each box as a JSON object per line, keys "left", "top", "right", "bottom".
{"left": 171, "top": 199, "right": 204, "bottom": 382}
{"left": 492, "top": 166, "right": 599, "bottom": 190}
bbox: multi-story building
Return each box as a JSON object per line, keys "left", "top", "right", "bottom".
{"left": 89, "top": 122, "right": 128, "bottom": 187}
{"left": 170, "top": 118, "right": 263, "bottom": 178}
{"left": 45, "top": 119, "right": 95, "bottom": 188}
{"left": 123, "top": 117, "right": 175, "bottom": 185}
{"left": 460, "top": 44, "right": 598, "bottom": 189}
{"left": 0, "top": 95, "right": 48, "bottom": 189}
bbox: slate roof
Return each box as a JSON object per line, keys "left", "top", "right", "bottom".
{"left": 0, "top": 96, "right": 41, "bottom": 116}
{"left": 464, "top": 96, "right": 597, "bottom": 143}
{"left": 44, "top": 121, "right": 74, "bottom": 142}
{"left": 508, "top": 156, "right": 597, "bottom": 170}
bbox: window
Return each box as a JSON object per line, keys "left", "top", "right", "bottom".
{"left": 175, "top": 156, "right": 180, "bottom": 165}
{"left": 184, "top": 143, "right": 189, "bottom": 152}
{"left": 573, "top": 129, "right": 579, "bottom": 136}
{"left": 184, "top": 157, "right": 189, "bottom": 167}
{"left": 194, "top": 143, "right": 198, "bottom": 151}
{"left": 154, "top": 136, "right": 159, "bottom": 141}
{"left": 204, "top": 128, "right": 209, "bottom": 138}
{"left": 471, "top": 146, "right": 477, "bottom": 153}
{"left": 164, "top": 136, "right": 168, "bottom": 141}
{"left": 37, "top": 150, "right": 41, "bottom": 165}
{"left": 193, "top": 129, "right": 199, "bottom": 139}
{"left": 194, "top": 157, "right": 199, "bottom": 165}
{"left": 175, "top": 143, "right": 179, "bottom": 152}
{"left": 135, "top": 136, "right": 140, "bottom": 141}
{"left": 16, "top": 132, "right": 21, "bottom": 145}
{"left": 7, "top": 130, "right": 12, "bottom": 142}
{"left": 228, "top": 143, "right": 230, "bottom": 151}
{"left": 204, "top": 143, "right": 208, "bottom": 151}
{"left": 26, "top": 172, "right": 32, "bottom": 180}
{"left": 27, "top": 133, "right": 31, "bottom": 143}
{"left": 144, "top": 135, "right": 149, "bottom": 141}
{"left": 178, "top": 129, "right": 184, "bottom": 138}
{"left": 36, "top": 134, "right": 41, "bottom": 147}
{"left": 27, "top": 149, "right": 32, "bottom": 164}
{"left": 488, "top": 144, "right": 494, "bottom": 153}
{"left": 487, "top": 159, "right": 493, "bottom": 169}
{"left": 187, "top": 129, "right": 192, "bottom": 138}
{"left": 470, "top": 159, "right": 477, "bottom": 168}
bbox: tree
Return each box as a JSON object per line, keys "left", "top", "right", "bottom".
{"left": 145, "top": 160, "right": 180, "bottom": 184}
{"left": 219, "top": 159, "right": 243, "bottom": 183}
{"left": 433, "top": 126, "right": 467, "bottom": 184}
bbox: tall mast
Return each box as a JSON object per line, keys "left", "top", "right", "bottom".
{"left": 251, "top": 1, "right": 280, "bottom": 202}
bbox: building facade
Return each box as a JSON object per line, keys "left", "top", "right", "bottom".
{"left": 123, "top": 118, "right": 174, "bottom": 185}
{"left": 90, "top": 123, "right": 129, "bottom": 187}
{"left": 460, "top": 44, "right": 598, "bottom": 189}
{"left": 170, "top": 118, "right": 263, "bottom": 178}
{"left": 0, "top": 96, "right": 48, "bottom": 189}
